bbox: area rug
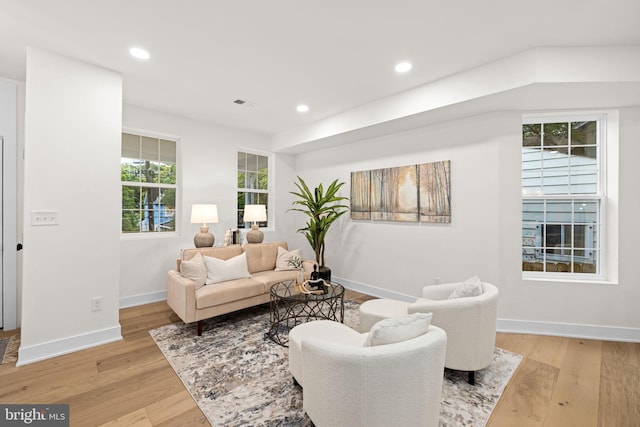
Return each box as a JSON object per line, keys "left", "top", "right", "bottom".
{"left": 150, "top": 301, "right": 521, "bottom": 427}
{"left": 0, "top": 334, "right": 19, "bottom": 364}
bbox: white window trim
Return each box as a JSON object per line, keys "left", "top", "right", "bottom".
{"left": 237, "top": 147, "right": 275, "bottom": 231}
{"left": 121, "top": 127, "right": 182, "bottom": 240}
{"left": 522, "top": 111, "right": 618, "bottom": 284}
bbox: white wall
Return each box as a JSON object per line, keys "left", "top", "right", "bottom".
{"left": 294, "top": 112, "right": 514, "bottom": 294}
{"left": 294, "top": 109, "right": 640, "bottom": 341}
{"left": 19, "top": 49, "right": 123, "bottom": 365}
{"left": 120, "top": 105, "right": 298, "bottom": 306}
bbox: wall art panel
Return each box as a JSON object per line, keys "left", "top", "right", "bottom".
{"left": 350, "top": 170, "right": 371, "bottom": 220}
{"left": 419, "top": 161, "right": 451, "bottom": 223}
{"left": 350, "top": 160, "right": 450, "bottom": 224}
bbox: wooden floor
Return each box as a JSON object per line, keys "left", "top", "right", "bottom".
{"left": 0, "top": 290, "right": 638, "bottom": 426}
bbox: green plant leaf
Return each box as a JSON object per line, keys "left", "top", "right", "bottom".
{"left": 288, "top": 176, "right": 349, "bottom": 265}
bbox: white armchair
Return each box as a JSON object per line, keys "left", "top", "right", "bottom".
{"left": 359, "top": 280, "right": 499, "bottom": 385}
{"left": 288, "top": 318, "right": 447, "bottom": 427}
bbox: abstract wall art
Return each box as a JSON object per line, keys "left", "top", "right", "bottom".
{"left": 350, "top": 160, "right": 451, "bottom": 223}
{"left": 350, "top": 170, "right": 371, "bottom": 220}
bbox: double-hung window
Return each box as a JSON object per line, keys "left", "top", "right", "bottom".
{"left": 237, "top": 150, "right": 272, "bottom": 229}
{"left": 522, "top": 115, "right": 604, "bottom": 276}
{"left": 121, "top": 132, "right": 177, "bottom": 234}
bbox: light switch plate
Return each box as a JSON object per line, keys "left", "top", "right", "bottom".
{"left": 31, "top": 211, "right": 59, "bottom": 226}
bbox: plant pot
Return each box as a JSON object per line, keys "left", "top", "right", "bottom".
{"left": 318, "top": 265, "right": 332, "bottom": 282}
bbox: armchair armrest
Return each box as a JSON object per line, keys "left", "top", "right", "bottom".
{"left": 408, "top": 296, "right": 484, "bottom": 317}
{"left": 167, "top": 269, "right": 198, "bottom": 323}
{"left": 421, "top": 282, "right": 463, "bottom": 300}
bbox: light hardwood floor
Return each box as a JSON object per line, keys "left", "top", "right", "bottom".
{"left": 0, "top": 290, "right": 638, "bottom": 426}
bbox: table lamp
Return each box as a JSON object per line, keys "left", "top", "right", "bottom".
{"left": 190, "top": 204, "right": 219, "bottom": 247}
{"left": 243, "top": 204, "right": 266, "bottom": 243}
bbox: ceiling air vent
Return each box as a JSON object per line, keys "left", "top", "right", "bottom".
{"left": 233, "top": 98, "right": 256, "bottom": 107}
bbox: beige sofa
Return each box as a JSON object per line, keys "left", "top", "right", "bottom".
{"left": 167, "top": 241, "right": 312, "bottom": 335}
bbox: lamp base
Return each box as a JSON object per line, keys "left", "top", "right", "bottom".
{"left": 246, "top": 224, "right": 264, "bottom": 243}
{"left": 194, "top": 225, "right": 215, "bottom": 248}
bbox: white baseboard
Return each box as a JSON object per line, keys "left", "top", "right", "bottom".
{"left": 337, "top": 276, "right": 640, "bottom": 343}
{"left": 17, "top": 325, "right": 122, "bottom": 366}
{"left": 336, "top": 276, "right": 416, "bottom": 302}
{"left": 497, "top": 319, "right": 640, "bottom": 343}
{"left": 119, "top": 290, "right": 167, "bottom": 309}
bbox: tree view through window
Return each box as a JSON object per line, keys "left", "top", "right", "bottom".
{"left": 121, "top": 133, "right": 177, "bottom": 233}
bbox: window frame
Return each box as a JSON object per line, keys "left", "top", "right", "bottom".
{"left": 521, "top": 113, "right": 607, "bottom": 281}
{"left": 237, "top": 148, "right": 274, "bottom": 230}
{"left": 121, "top": 129, "right": 180, "bottom": 239}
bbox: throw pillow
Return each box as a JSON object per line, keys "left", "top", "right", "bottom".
{"left": 180, "top": 252, "right": 207, "bottom": 290}
{"left": 448, "top": 275, "right": 483, "bottom": 299}
{"left": 274, "top": 246, "right": 303, "bottom": 271}
{"left": 364, "top": 312, "right": 433, "bottom": 347}
{"left": 203, "top": 252, "right": 251, "bottom": 285}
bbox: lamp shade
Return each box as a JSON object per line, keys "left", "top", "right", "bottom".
{"left": 190, "top": 204, "right": 219, "bottom": 225}
{"left": 243, "top": 204, "right": 267, "bottom": 223}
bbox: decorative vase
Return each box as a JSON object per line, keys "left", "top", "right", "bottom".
{"left": 297, "top": 269, "right": 304, "bottom": 285}
{"left": 318, "top": 265, "right": 332, "bottom": 282}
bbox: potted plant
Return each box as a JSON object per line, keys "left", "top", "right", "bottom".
{"left": 289, "top": 176, "right": 349, "bottom": 281}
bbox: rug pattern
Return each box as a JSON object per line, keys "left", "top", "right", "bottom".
{"left": 0, "top": 335, "right": 19, "bottom": 364}
{"left": 150, "top": 301, "right": 521, "bottom": 427}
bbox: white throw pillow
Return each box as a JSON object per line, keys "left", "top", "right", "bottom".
{"left": 180, "top": 252, "right": 207, "bottom": 290}
{"left": 274, "top": 247, "right": 302, "bottom": 271}
{"left": 203, "top": 252, "right": 252, "bottom": 285}
{"left": 364, "top": 312, "right": 432, "bottom": 347}
{"left": 448, "top": 275, "right": 483, "bottom": 299}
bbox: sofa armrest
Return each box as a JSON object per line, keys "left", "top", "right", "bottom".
{"left": 167, "top": 269, "right": 197, "bottom": 324}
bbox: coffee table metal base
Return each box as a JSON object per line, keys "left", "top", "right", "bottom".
{"left": 268, "top": 280, "right": 344, "bottom": 347}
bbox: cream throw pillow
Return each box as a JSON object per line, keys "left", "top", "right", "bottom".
{"left": 364, "top": 313, "right": 432, "bottom": 347}
{"left": 180, "top": 252, "right": 207, "bottom": 290}
{"left": 274, "top": 247, "right": 302, "bottom": 271}
{"left": 203, "top": 252, "right": 251, "bottom": 285}
{"left": 448, "top": 275, "right": 483, "bottom": 299}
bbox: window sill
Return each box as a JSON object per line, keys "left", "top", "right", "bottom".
{"left": 121, "top": 232, "right": 179, "bottom": 241}
{"left": 522, "top": 273, "right": 617, "bottom": 285}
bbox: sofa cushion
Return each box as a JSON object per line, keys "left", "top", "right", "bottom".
{"left": 274, "top": 246, "right": 303, "bottom": 271}
{"left": 180, "top": 252, "right": 207, "bottom": 290}
{"left": 251, "top": 270, "right": 301, "bottom": 288}
{"left": 448, "top": 275, "right": 483, "bottom": 299}
{"left": 364, "top": 313, "right": 432, "bottom": 347}
{"left": 203, "top": 252, "right": 251, "bottom": 285}
{"left": 196, "top": 277, "right": 265, "bottom": 308}
{"left": 244, "top": 241, "right": 287, "bottom": 273}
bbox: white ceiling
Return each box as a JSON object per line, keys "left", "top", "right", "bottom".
{"left": 1, "top": 0, "right": 639, "bottom": 137}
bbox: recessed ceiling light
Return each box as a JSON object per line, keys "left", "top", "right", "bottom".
{"left": 395, "top": 62, "right": 412, "bottom": 73}
{"left": 296, "top": 104, "right": 309, "bottom": 113}
{"left": 129, "top": 47, "right": 150, "bottom": 60}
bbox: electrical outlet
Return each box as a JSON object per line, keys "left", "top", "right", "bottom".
{"left": 91, "top": 296, "right": 103, "bottom": 312}
{"left": 434, "top": 277, "right": 442, "bottom": 284}
{"left": 31, "top": 211, "right": 59, "bottom": 226}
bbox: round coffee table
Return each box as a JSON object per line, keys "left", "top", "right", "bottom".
{"left": 268, "top": 279, "right": 345, "bottom": 346}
